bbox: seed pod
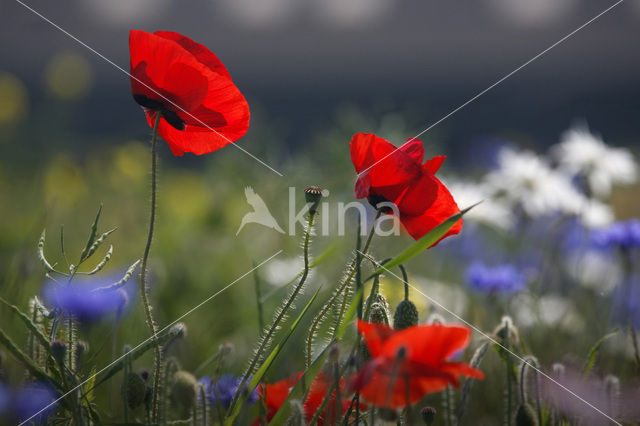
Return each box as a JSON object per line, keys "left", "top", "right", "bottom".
{"left": 50, "top": 340, "right": 67, "bottom": 365}
{"left": 304, "top": 186, "right": 324, "bottom": 214}
{"left": 393, "top": 300, "right": 419, "bottom": 330}
{"left": 421, "top": 406, "right": 437, "bottom": 425}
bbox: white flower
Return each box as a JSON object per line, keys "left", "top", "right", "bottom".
{"left": 511, "top": 293, "right": 584, "bottom": 332}
{"left": 447, "top": 180, "right": 514, "bottom": 230}
{"left": 577, "top": 199, "right": 614, "bottom": 229}
{"left": 485, "top": 147, "right": 584, "bottom": 218}
{"left": 564, "top": 249, "right": 620, "bottom": 294}
{"left": 263, "top": 257, "right": 303, "bottom": 285}
{"left": 552, "top": 124, "right": 637, "bottom": 197}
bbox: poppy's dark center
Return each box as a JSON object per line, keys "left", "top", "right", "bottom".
{"left": 133, "top": 94, "right": 186, "bottom": 131}
{"left": 367, "top": 193, "right": 395, "bottom": 213}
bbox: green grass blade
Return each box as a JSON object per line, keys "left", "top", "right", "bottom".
{"left": 371, "top": 203, "right": 478, "bottom": 276}
{"left": 582, "top": 329, "right": 619, "bottom": 379}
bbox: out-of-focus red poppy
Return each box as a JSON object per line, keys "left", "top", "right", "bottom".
{"left": 129, "top": 30, "right": 250, "bottom": 156}
{"left": 350, "top": 320, "right": 484, "bottom": 409}
{"left": 350, "top": 133, "right": 462, "bottom": 244}
{"left": 258, "top": 372, "right": 362, "bottom": 424}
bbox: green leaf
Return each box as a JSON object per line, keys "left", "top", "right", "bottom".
{"left": 80, "top": 204, "right": 103, "bottom": 262}
{"left": 0, "top": 296, "right": 50, "bottom": 349}
{"left": 225, "top": 287, "right": 321, "bottom": 425}
{"left": 371, "top": 203, "right": 478, "bottom": 276}
{"left": 269, "top": 288, "right": 363, "bottom": 425}
{"left": 582, "top": 329, "right": 618, "bottom": 379}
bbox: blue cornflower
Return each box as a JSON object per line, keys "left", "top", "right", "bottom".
{"left": 14, "top": 382, "right": 58, "bottom": 421}
{"left": 466, "top": 262, "right": 527, "bottom": 294}
{"left": 0, "top": 382, "right": 9, "bottom": 415}
{"left": 43, "top": 275, "right": 135, "bottom": 323}
{"left": 200, "top": 375, "right": 258, "bottom": 408}
{"left": 611, "top": 276, "right": 640, "bottom": 328}
{"left": 592, "top": 219, "right": 640, "bottom": 250}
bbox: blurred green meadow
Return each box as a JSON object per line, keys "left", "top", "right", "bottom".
{"left": 1, "top": 44, "right": 640, "bottom": 424}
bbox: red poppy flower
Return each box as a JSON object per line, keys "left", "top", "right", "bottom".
{"left": 350, "top": 133, "right": 462, "bottom": 244}
{"left": 129, "top": 30, "right": 250, "bottom": 156}
{"left": 258, "top": 372, "right": 362, "bottom": 424}
{"left": 350, "top": 320, "right": 484, "bottom": 409}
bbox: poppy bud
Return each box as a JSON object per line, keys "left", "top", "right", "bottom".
{"left": 378, "top": 408, "right": 399, "bottom": 422}
{"left": 144, "top": 386, "right": 153, "bottom": 411}
{"left": 170, "top": 370, "right": 197, "bottom": 413}
{"left": 515, "top": 403, "right": 538, "bottom": 426}
{"left": 393, "top": 300, "right": 419, "bottom": 330}
{"left": 369, "top": 303, "right": 390, "bottom": 325}
{"left": 75, "top": 340, "right": 89, "bottom": 362}
{"left": 169, "top": 322, "right": 187, "bottom": 339}
{"left": 219, "top": 342, "right": 234, "bottom": 358}
{"left": 50, "top": 340, "right": 67, "bottom": 364}
{"left": 121, "top": 372, "right": 147, "bottom": 409}
{"left": 495, "top": 316, "right": 518, "bottom": 344}
{"left": 421, "top": 406, "right": 437, "bottom": 425}
{"left": 304, "top": 186, "right": 324, "bottom": 215}
{"left": 551, "top": 363, "right": 565, "bottom": 378}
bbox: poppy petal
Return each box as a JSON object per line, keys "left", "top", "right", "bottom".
{"left": 400, "top": 178, "right": 462, "bottom": 243}
{"left": 424, "top": 155, "right": 446, "bottom": 174}
{"left": 154, "top": 31, "right": 232, "bottom": 79}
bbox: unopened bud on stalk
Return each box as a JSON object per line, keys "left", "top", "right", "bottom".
{"left": 75, "top": 340, "right": 89, "bottom": 362}
{"left": 495, "top": 315, "right": 518, "bottom": 343}
{"left": 515, "top": 403, "right": 538, "bottom": 426}
{"left": 122, "top": 372, "right": 147, "bottom": 409}
{"left": 170, "top": 370, "right": 197, "bottom": 413}
{"left": 169, "top": 322, "right": 187, "bottom": 338}
{"left": 393, "top": 300, "right": 419, "bottom": 330}
{"left": 370, "top": 303, "right": 390, "bottom": 325}
{"left": 218, "top": 342, "right": 234, "bottom": 358}
{"left": 552, "top": 363, "right": 565, "bottom": 378}
{"left": 304, "top": 186, "right": 324, "bottom": 215}
{"left": 421, "top": 406, "right": 437, "bottom": 425}
{"left": 50, "top": 340, "right": 67, "bottom": 364}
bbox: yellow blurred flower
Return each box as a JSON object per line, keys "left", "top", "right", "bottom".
{"left": 44, "top": 52, "right": 93, "bottom": 101}
{"left": 43, "top": 155, "right": 87, "bottom": 208}
{"left": 162, "top": 173, "right": 210, "bottom": 223}
{"left": 0, "top": 72, "right": 28, "bottom": 124}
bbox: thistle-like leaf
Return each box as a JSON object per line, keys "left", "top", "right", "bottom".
{"left": 84, "top": 245, "right": 113, "bottom": 275}
{"left": 80, "top": 204, "right": 103, "bottom": 262}
{"left": 92, "top": 259, "right": 141, "bottom": 293}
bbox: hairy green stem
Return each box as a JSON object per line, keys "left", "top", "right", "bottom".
{"left": 229, "top": 210, "right": 316, "bottom": 415}
{"left": 140, "top": 113, "right": 163, "bottom": 423}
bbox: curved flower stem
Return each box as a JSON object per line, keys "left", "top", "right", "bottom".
{"left": 332, "top": 209, "right": 382, "bottom": 337}
{"left": 140, "top": 113, "right": 162, "bottom": 423}
{"left": 229, "top": 209, "right": 316, "bottom": 416}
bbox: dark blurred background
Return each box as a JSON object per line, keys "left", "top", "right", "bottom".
{"left": 1, "top": 0, "right": 639, "bottom": 168}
